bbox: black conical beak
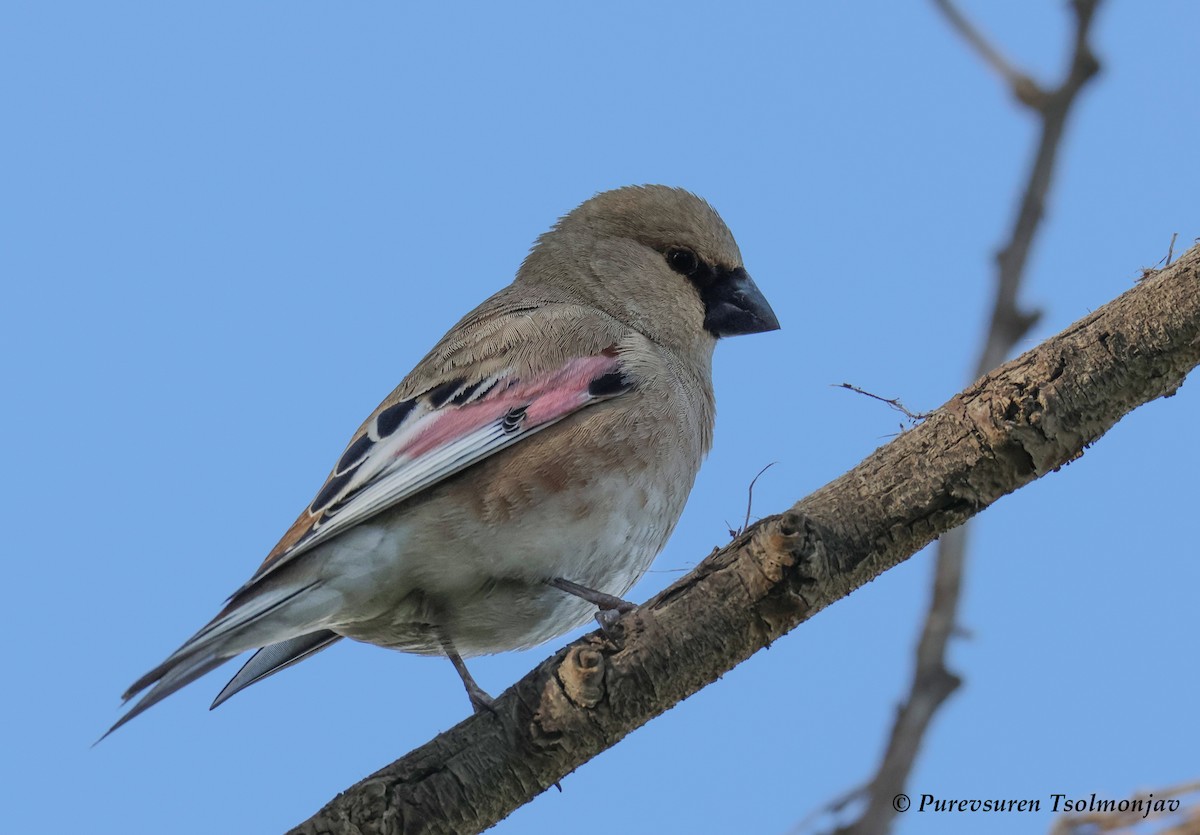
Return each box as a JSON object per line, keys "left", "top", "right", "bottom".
{"left": 702, "top": 267, "right": 781, "bottom": 337}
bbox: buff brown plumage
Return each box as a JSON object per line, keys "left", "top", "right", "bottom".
{"left": 104, "top": 185, "right": 779, "bottom": 738}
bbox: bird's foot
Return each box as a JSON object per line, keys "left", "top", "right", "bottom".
{"left": 550, "top": 577, "right": 635, "bottom": 643}
{"left": 466, "top": 684, "right": 497, "bottom": 716}
{"left": 594, "top": 608, "right": 626, "bottom": 641}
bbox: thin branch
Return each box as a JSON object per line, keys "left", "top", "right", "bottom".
{"left": 790, "top": 785, "right": 869, "bottom": 835}
{"left": 988, "top": 0, "right": 1101, "bottom": 370}
{"left": 741, "top": 463, "right": 776, "bottom": 535}
{"left": 835, "top": 383, "right": 930, "bottom": 423}
{"left": 291, "top": 246, "right": 1200, "bottom": 835}
{"left": 930, "top": 0, "right": 1045, "bottom": 106}
{"left": 828, "top": 4, "right": 1103, "bottom": 835}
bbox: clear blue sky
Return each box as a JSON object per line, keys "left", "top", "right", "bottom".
{"left": 4, "top": 3, "right": 1198, "bottom": 833}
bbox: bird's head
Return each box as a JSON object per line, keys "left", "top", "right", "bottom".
{"left": 519, "top": 185, "right": 779, "bottom": 353}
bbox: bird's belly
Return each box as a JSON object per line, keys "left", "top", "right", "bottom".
{"left": 326, "top": 473, "right": 684, "bottom": 656}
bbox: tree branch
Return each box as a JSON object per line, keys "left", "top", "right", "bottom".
{"left": 827, "top": 5, "right": 1102, "bottom": 832}
{"left": 292, "top": 245, "right": 1200, "bottom": 835}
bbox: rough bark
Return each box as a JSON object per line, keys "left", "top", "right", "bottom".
{"left": 293, "top": 245, "right": 1200, "bottom": 835}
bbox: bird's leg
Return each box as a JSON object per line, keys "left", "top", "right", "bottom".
{"left": 549, "top": 577, "right": 636, "bottom": 637}
{"left": 438, "top": 631, "right": 495, "bottom": 715}
{"left": 550, "top": 577, "right": 636, "bottom": 612}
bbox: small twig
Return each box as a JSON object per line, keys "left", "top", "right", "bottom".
{"left": 742, "top": 462, "right": 775, "bottom": 534}
{"left": 1136, "top": 233, "right": 1182, "bottom": 282}
{"left": 835, "top": 383, "right": 930, "bottom": 423}
{"left": 729, "top": 463, "right": 777, "bottom": 538}
{"left": 931, "top": 0, "right": 1045, "bottom": 107}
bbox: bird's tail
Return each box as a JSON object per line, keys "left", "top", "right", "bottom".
{"left": 100, "top": 575, "right": 340, "bottom": 742}
{"left": 210, "top": 630, "right": 342, "bottom": 710}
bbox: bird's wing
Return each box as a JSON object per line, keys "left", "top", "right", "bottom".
{"left": 242, "top": 348, "right": 632, "bottom": 588}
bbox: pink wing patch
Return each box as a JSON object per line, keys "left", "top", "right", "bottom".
{"left": 402, "top": 355, "right": 621, "bottom": 458}
{"left": 248, "top": 351, "right": 629, "bottom": 585}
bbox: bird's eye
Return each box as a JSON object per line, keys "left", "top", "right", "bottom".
{"left": 666, "top": 247, "right": 699, "bottom": 276}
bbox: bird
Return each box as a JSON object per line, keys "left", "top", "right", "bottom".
{"left": 104, "top": 184, "right": 779, "bottom": 739}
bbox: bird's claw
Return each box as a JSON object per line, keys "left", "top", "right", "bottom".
{"left": 594, "top": 608, "right": 626, "bottom": 642}
{"left": 468, "top": 689, "right": 498, "bottom": 716}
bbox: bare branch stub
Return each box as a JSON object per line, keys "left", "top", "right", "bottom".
{"left": 827, "top": 4, "right": 1105, "bottom": 835}
{"left": 1138, "top": 233, "right": 1182, "bottom": 283}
